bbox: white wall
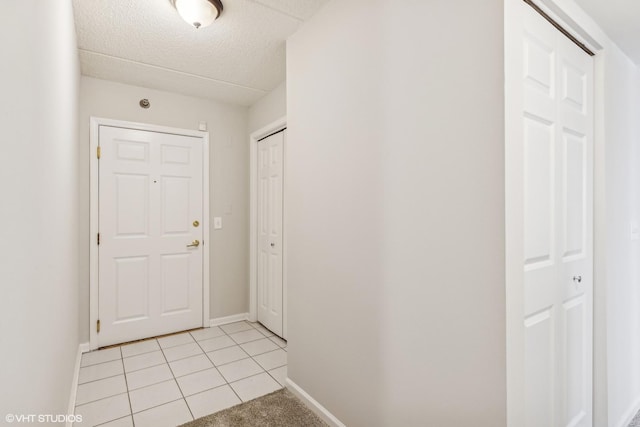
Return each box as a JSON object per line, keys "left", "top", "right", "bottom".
{"left": 248, "top": 81, "right": 286, "bottom": 133}
{"left": 0, "top": 0, "right": 80, "bottom": 417}
{"left": 79, "top": 77, "right": 249, "bottom": 340}
{"left": 601, "top": 44, "right": 640, "bottom": 427}
{"left": 286, "top": 0, "right": 506, "bottom": 425}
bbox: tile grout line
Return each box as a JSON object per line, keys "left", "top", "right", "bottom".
{"left": 160, "top": 339, "right": 196, "bottom": 422}
{"left": 158, "top": 340, "right": 199, "bottom": 351}
{"left": 172, "top": 363, "right": 216, "bottom": 380}
{"left": 129, "top": 396, "right": 185, "bottom": 419}
{"left": 77, "top": 371, "right": 124, "bottom": 387}
{"left": 124, "top": 360, "right": 167, "bottom": 375}
{"left": 192, "top": 329, "right": 245, "bottom": 405}
{"left": 118, "top": 347, "right": 136, "bottom": 427}
{"left": 251, "top": 348, "right": 289, "bottom": 372}
{"left": 263, "top": 368, "right": 287, "bottom": 388}
{"left": 225, "top": 369, "right": 285, "bottom": 401}
{"left": 208, "top": 350, "right": 252, "bottom": 368}
{"left": 249, "top": 355, "right": 287, "bottom": 377}
{"left": 79, "top": 356, "right": 124, "bottom": 369}
{"left": 122, "top": 347, "right": 161, "bottom": 358}
{"left": 216, "top": 325, "right": 252, "bottom": 403}
{"left": 74, "top": 391, "right": 129, "bottom": 411}
{"left": 94, "top": 415, "right": 132, "bottom": 427}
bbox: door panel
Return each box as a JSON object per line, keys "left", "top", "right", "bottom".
{"left": 162, "top": 176, "right": 191, "bottom": 235}
{"left": 562, "top": 132, "right": 586, "bottom": 260}
{"left": 114, "top": 256, "right": 149, "bottom": 322}
{"left": 524, "top": 34, "right": 555, "bottom": 96}
{"left": 514, "top": 2, "right": 594, "bottom": 426}
{"left": 115, "top": 174, "right": 149, "bottom": 236}
{"left": 524, "top": 309, "right": 555, "bottom": 427}
{"left": 99, "top": 126, "right": 204, "bottom": 347}
{"left": 257, "top": 130, "right": 285, "bottom": 337}
{"left": 564, "top": 296, "right": 587, "bottom": 427}
{"left": 523, "top": 117, "right": 555, "bottom": 268}
{"left": 161, "top": 253, "right": 191, "bottom": 314}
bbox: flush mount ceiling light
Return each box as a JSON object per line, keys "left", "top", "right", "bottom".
{"left": 171, "top": 0, "right": 223, "bottom": 29}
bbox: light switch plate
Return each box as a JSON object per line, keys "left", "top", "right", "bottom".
{"left": 199, "top": 121, "right": 207, "bottom": 131}
{"left": 631, "top": 221, "right": 639, "bottom": 241}
{"left": 214, "top": 217, "right": 222, "bottom": 230}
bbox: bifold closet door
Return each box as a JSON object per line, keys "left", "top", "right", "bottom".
{"left": 512, "top": 2, "right": 594, "bottom": 426}
{"left": 257, "top": 130, "right": 285, "bottom": 337}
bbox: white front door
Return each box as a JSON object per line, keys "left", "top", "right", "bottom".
{"left": 257, "top": 130, "right": 285, "bottom": 337}
{"left": 510, "top": 2, "right": 594, "bottom": 426}
{"left": 98, "top": 125, "right": 204, "bottom": 347}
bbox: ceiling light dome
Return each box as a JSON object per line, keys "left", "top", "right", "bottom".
{"left": 172, "top": 0, "right": 223, "bottom": 29}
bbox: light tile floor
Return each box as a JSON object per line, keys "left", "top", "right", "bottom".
{"left": 74, "top": 321, "right": 287, "bottom": 427}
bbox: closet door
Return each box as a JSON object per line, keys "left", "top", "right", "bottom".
{"left": 509, "top": 1, "right": 594, "bottom": 426}
{"left": 257, "top": 130, "right": 285, "bottom": 337}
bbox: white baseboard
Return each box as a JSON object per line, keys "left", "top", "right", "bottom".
{"left": 67, "top": 342, "right": 90, "bottom": 427}
{"left": 209, "top": 313, "right": 249, "bottom": 327}
{"left": 616, "top": 394, "right": 640, "bottom": 427}
{"left": 286, "top": 378, "right": 345, "bottom": 427}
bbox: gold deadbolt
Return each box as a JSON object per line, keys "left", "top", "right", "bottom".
{"left": 193, "top": 220, "right": 200, "bottom": 227}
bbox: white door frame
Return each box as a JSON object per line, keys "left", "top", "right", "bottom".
{"left": 89, "top": 117, "right": 210, "bottom": 350}
{"left": 249, "top": 116, "right": 287, "bottom": 339}
{"left": 505, "top": 0, "right": 611, "bottom": 425}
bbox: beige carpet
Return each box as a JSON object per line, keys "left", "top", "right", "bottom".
{"left": 179, "top": 388, "right": 328, "bottom": 427}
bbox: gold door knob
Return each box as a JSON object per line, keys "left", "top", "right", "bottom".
{"left": 187, "top": 240, "right": 200, "bottom": 248}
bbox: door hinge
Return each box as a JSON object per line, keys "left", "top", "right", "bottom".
{"left": 97, "top": 233, "right": 100, "bottom": 245}
{"left": 96, "top": 319, "right": 101, "bottom": 333}
{"left": 97, "top": 146, "right": 101, "bottom": 159}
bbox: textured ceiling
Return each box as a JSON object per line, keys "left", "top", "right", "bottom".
{"left": 72, "top": 0, "right": 328, "bottom": 106}
{"left": 575, "top": 0, "right": 640, "bottom": 64}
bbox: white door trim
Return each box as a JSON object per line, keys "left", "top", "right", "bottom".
{"left": 249, "top": 116, "right": 287, "bottom": 339}
{"left": 505, "top": 0, "right": 609, "bottom": 425}
{"left": 89, "top": 117, "right": 210, "bottom": 350}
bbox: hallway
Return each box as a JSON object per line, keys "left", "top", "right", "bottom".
{"left": 2, "top": 0, "right": 640, "bottom": 426}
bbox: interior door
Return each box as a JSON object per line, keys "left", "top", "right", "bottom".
{"left": 98, "top": 125, "right": 204, "bottom": 347}
{"left": 516, "top": 3, "right": 594, "bottom": 427}
{"left": 257, "top": 130, "right": 285, "bottom": 337}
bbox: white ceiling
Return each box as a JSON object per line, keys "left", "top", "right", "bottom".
{"left": 575, "top": 0, "right": 640, "bottom": 64}
{"left": 72, "top": 0, "right": 328, "bottom": 106}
